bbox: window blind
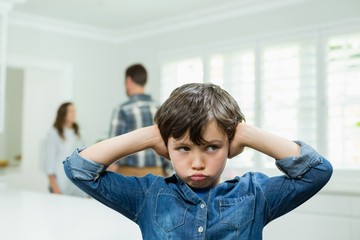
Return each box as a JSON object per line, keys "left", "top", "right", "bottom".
{"left": 260, "top": 40, "right": 317, "bottom": 166}
{"left": 327, "top": 34, "right": 360, "bottom": 167}
{"left": 160, "top": 58, "right": 203, "bottom": 103}
{"left": 208, "top": 51, "right": 256, "bottom": 168}
{"left": 160, "top": 29, "right": 360, "bottom": 170}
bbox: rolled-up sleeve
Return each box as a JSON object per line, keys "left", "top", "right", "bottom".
{"left": 275, "top": 141, "right": 326, "bottom": 179}
{"left": 262, "top": 141, "right": 333, "bottom": 223}
{"left": 63, "top": 148, "right": 152, "bottom": 220}
{"left": 63, "top": 147, "right": 107, "bottom": 182}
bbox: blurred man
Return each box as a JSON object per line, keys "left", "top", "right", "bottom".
{"left": 108, "top": 63, "right": 170, "bottom": 176}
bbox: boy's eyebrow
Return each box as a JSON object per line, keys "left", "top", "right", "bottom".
{"left": 203, "top": 139, "right": 225, "bottom": 144}
{"left": 171, "top": 139, "right": 191, "bottom": 145}
{"left": 171, "top": 138, "right": 225, "bottom": 145}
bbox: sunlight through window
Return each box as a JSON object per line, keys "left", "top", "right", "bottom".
{"left": 327, "top": 34, "right": 360, "bottom": 167}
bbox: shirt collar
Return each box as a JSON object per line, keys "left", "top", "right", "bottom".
{"left": 170, "top": 174, "right": 209, "bottom": 204}
{"left": 129, "top": 94, "right": 152, "bottom": 102}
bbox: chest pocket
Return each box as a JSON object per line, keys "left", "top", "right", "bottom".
{"left": 218, "top": 194, "right": 255, "bottom": 229}
{"left": 153, "top": 190, "right": 188, "bottom": 232}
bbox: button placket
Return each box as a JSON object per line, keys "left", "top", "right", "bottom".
{"left": 196, "top": 202, "right": 207, "bottom": 238}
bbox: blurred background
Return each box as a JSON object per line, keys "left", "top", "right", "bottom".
{"left": 0, "top": 0, "right": 359, "bottom": 239}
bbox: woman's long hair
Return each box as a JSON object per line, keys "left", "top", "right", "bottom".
{"left": 53, "top": 102, "right": 80, "bottom": 140}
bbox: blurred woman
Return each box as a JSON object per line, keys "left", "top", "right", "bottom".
{"left": 44, "top": 102, "right": 86, "bottom": 197}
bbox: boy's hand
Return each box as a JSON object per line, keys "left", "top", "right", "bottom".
{"left": 151, "top": 125, "right": 170, "bottom": 160}
{"left": 228, "top": 123, "right": 246, "bottom": 159}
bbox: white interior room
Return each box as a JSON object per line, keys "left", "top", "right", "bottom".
{"left": 0, "top": 0, "right": 359, "bottom": 239}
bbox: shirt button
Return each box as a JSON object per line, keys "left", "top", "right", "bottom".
{"left": 198, "top": 226, "right": 204, "bottom": 233}
{"left": 200, "top": 203, "right": 205, "bottom": 208}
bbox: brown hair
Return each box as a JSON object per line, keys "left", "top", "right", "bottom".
{"left": 154, "top": 83, "right": 245, "bottom": 145}
{"left": 53, "top": 102, "right": 80, "bottom": 140}
{"left": 125, "top": 64, "right": 147, "bottom": 86}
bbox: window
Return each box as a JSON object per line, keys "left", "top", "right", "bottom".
{"left": 214, "top": 51, "right": 256, "bottom": 126}
{"left": 260, "top": 40, "right": 317, "bottom": 166}
{"left": 160, "top": 27, "right": 360, "bottom": 171}
{"left": 160, "top": 58, "right": 203, "bottom": 102}
{"left": 208, "top": 51, "right": 256, "bottom": 169}
{"left": 327, "top": 33, "right": 360, "bottom": 167}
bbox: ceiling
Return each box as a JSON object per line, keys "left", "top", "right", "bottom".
{"left": 2, "top": 0, "right": 312, "bottom": 42}
{"left": 10, "top": 0, "right": 252, "bottom": 30}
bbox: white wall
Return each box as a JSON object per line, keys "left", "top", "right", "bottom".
{"left": 7, "top": 26, "right": 123, "bottom": 145}
{"left": 264, "top": 192, "right": 360, "bottom": 240}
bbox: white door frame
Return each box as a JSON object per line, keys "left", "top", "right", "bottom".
{"left": 4, "top": 54, "right": 73, "bottom": 192}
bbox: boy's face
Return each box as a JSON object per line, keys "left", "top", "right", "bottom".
{"left": 167, "top": 120, "right": 229, "bottom": 189}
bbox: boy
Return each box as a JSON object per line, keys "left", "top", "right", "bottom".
{"left": 64, "top": 83, "right": 332, "bottom": 239}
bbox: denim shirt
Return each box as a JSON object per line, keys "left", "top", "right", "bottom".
{"left": 63, "top": 141, "right": 332, "bottom": 240}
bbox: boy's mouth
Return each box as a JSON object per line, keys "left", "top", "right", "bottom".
{"left": 190, "top": 174, "right": 207, "bottom": 181}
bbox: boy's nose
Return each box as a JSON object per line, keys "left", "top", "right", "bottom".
{"left": 191, "top": 153, "right": 205, "bottom": 170}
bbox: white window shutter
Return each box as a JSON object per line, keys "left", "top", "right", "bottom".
{"left": 327, "top": 34, "right": 360, "bottom": 167}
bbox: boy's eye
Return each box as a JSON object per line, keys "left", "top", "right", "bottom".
{"left": 178, "top": 146, "right": 190, "bottom": 152}
{"left": 206, "top": 145, "right": 218, "bottom": 151}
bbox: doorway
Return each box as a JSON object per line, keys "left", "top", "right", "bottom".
{"left": 3, "top": 68, "right": 24, "bottom": 168}
{"left": 1, "top": 56, "right": 73, "bottom": 192}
